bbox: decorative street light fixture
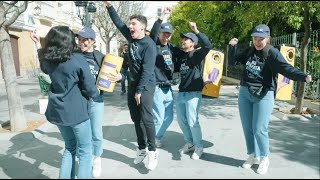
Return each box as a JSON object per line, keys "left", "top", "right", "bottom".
{"left": 34, "top": 5, "right": 41, "bottom": 16}
{"left": 74, "top": 1, "right": 97, "bottom": 28}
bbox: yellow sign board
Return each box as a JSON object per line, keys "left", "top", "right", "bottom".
{"left": 275, "top": 46, "right": 295, "bottom": 100}
{"left": 202, "top": 50, "right": 224, "bottom": 98}
{"left": 96, "top": 54, "right": 123, "bottom": 92}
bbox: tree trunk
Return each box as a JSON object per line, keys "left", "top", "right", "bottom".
{"left": 0, "top": 27, "right": 27, "bottom": 131}
{"left": 105, "top": 39, "right": 111, "bottom": 54}
{"left": 294, "top": 2, "right": 311, "bottom": 114}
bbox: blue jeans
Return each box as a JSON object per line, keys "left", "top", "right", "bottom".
{"left": 89, "top": 100, "right": 104, "bottom": 157}
{"left": 238, "top": 86, "right": 274, "bottom": 157}
{"left": 176, "top": 91, "right": 203, "bottom": 148}
{"left": 152, "top": 86, "right": 174, "bottom": 140}
{"left": 120, "top": 69, "right": 130, "bottom": 93}
{"left": 57, "top": 119, "right": 92, "bottom": 179}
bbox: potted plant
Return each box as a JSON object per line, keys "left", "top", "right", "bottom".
{"left": 38, "top": 73, "right": 51, "bottom": 114}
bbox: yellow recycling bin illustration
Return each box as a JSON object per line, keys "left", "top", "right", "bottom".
{"left": 202, "top": 49, "right": 224, "bottom": 98}
{"left": 96, "top": 54, "right": 123, "bottom": 92}
{"left": 275, "top": 45, "right": 295, "bottom": 100}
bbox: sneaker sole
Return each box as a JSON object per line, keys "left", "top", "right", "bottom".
{"left": 179, "top": 148, "right": 195, "bottom": 155}
{"left": 242, "top": 164, "right": 253, "bottom": 169}
{"left": 133, "top": 155, "right": 146, "bottom": 164}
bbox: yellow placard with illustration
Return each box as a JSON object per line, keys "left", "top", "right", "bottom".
{"left": 202, "top": 49, "right": 224, "bottom": 98}
{"left": 96, "top": 54, "right": 123, "bottom": 92}
{"left": 275, "top": 46, "right": 295, "bottom": 100}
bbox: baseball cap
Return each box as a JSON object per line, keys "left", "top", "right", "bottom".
{"left": 77, "top": 27, "right": 96, "bottom": 39}
{"left": 251, "top": 24, "right": 270, "bottom": 38}
{"left": 180, "top": 32, "right": 198, "bottom": 46}
{"left": 159, "top": 23, "right": 173, "bottom": 34}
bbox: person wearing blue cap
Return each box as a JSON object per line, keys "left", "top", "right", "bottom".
{"left": 77, "top": 26, "right": 122, "bottom": 178}
{"left": 172, "top": 22, "right": 212, "bottom": 160}
{"left": 105, "top": 1, "right": 158, "bottom": 171}
{"left": 77, "top": 26, "right": 105, "bottom": 178}
{"left": 148, "top": 9, "right": 176, "bottom": 149}
{"left": 228, "top": 24, "right": 312, "bottom": 175}
{"left": 31, "top": 26, "right": 99, "bottom": 179}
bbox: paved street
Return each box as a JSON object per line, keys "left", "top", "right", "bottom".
{"left": 0, "top": 78, "right": 319, "bottom": 179}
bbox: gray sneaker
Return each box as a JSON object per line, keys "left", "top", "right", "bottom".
{"left": 155, "top": 138, "right": 162, "bottom": 148}
{"left": 179, "top": 143, "right": 195, "bottom": 155}
{"left": 133, "top": 148, "right": 147, "bottom": 164}
{"left": 191, "top": 147, "right": 203, "bottom": 160}
{"left": 242, "top": 153, "right": 260, "bottom": 169}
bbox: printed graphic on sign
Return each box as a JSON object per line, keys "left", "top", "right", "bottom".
{"left": 96, "top": 54, "right": 123, "bottom": 92}
{"left": 202, "top": 50, "right": 224, "bottom": 98}
{"left": 208, "top": 68, "right": 219, "bottom": 83}
{"left": 97, "top": 77, "right": 111, "bottom": 89}
{"left": 276, "top": 46, "right": 295, "bottom": 101}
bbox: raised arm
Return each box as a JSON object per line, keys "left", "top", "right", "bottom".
{"left": 228, "top": 38, "right": 248, "bottom": 65}
{"left": 269, "top": 48, "right": 312, "bottom": 83}
{"left": 189, "top": 22, "right": 211, "bottom": 49}
{"left": 149, "top": 8, "right": 168, "bottom": 41}
{"left": 104, "top": 1, "right": 131, "bottom": 41}
{"left": 189, "top": 22, "right": 212, "bottom": 60}
{"left": 149, "top": 18, "right": 162, "bottom": 42}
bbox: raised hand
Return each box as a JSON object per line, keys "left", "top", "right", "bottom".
{"left": 229, "top": 38, "right": 238, "bottom": 46}
{"left": 30, "top": 32, "right": 40, "bottom": 43}
{"left": 189, "top": 22, "right": 198, "bottom": 34}
{"left": 30, "top": 32, "right": 42, "bottom": 49}
{"left": 164, "top": 7, "right": 172, "bottom": 14}
{"left": 306, "top": 75, "right": 312, "bottom": 83}
{"left": 104, "top": 1, "right": 112, "bottom": 7}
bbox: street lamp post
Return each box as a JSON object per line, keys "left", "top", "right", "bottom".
{"left": 74, "top": 1, "right": 97, "bottom": 28}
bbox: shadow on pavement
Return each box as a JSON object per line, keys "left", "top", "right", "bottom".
{"left": 102, "top": 124, "right": 152, "bottom": 174}
{"left": 269, "top": 116, "right": 320, "bottom": 171}
{"left": 2, "top": 132, "right": 63, "bottom": 179}
{"left": 101, "top": 149, "right": 150, "bottom": 174}
{"left": 201, "top": 153, "right": 244, "bottom": 167}
{"left": 200, "top": 95, "right": 239, "bottom": 120}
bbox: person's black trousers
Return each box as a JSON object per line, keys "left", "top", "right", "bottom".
{"left": 127, "top": 82, "right": 156, "bottom": 151}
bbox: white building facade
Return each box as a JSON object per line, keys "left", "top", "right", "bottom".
{"left": 142, "top": 1, "right": 179, "bottom": 31}
{"left": 3, "top": 1, "right": 179, "bottom": 79}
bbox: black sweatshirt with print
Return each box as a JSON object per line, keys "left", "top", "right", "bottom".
{"left": 149, "top": 18, "right": 176, "bottom": 86}
{"left": 107, "top": 6, "right": 156, "bottom": 94}
{"left": 229, "top": 45, "right": 307, "bottom": 91}
{"left": 173, "top": 33, "right": 212, "bottom": 92}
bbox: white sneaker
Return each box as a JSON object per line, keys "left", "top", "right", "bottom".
{"left": 191, "top": 147, "right": 203, "bottom": 160}
{"left": 92, "top": 156, "right": 101, "bottom": 178}
{"left": 147, "top": 150, "right": 158, "bottom": 170}
{"left": 257, "top": 156, "right": 270, "bottom": 175}
{"left": 242, "top": 153, "right": 257, "bottom": 169}
{"left": 179, "top": 143, "right": 195, "bottom": 155}
{"left": 133, "top": 148, "right": 147, "bottom": 164}
{"left": 155, "top": 138, "right": 162, "bottom": 148}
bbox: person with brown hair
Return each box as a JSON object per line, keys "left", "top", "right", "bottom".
{"left": 31, "top": 26, "right": 99, "bottom": 179}
{"left": 104, "top": 1, "right": 158, "bottom": 171}
{"left": 229, "top": 24, "right": 312, "bottom": 175}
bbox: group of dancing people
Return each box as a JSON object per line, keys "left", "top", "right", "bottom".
{"left": 31, "top": 1, "right": 312, "bottom": 178}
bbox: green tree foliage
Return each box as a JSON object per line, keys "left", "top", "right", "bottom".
{"left": 169, "top": 1, "right": 319, "bottom": 50}
{"left": 169, "top": 2, "right": 218, "bottom": 48}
